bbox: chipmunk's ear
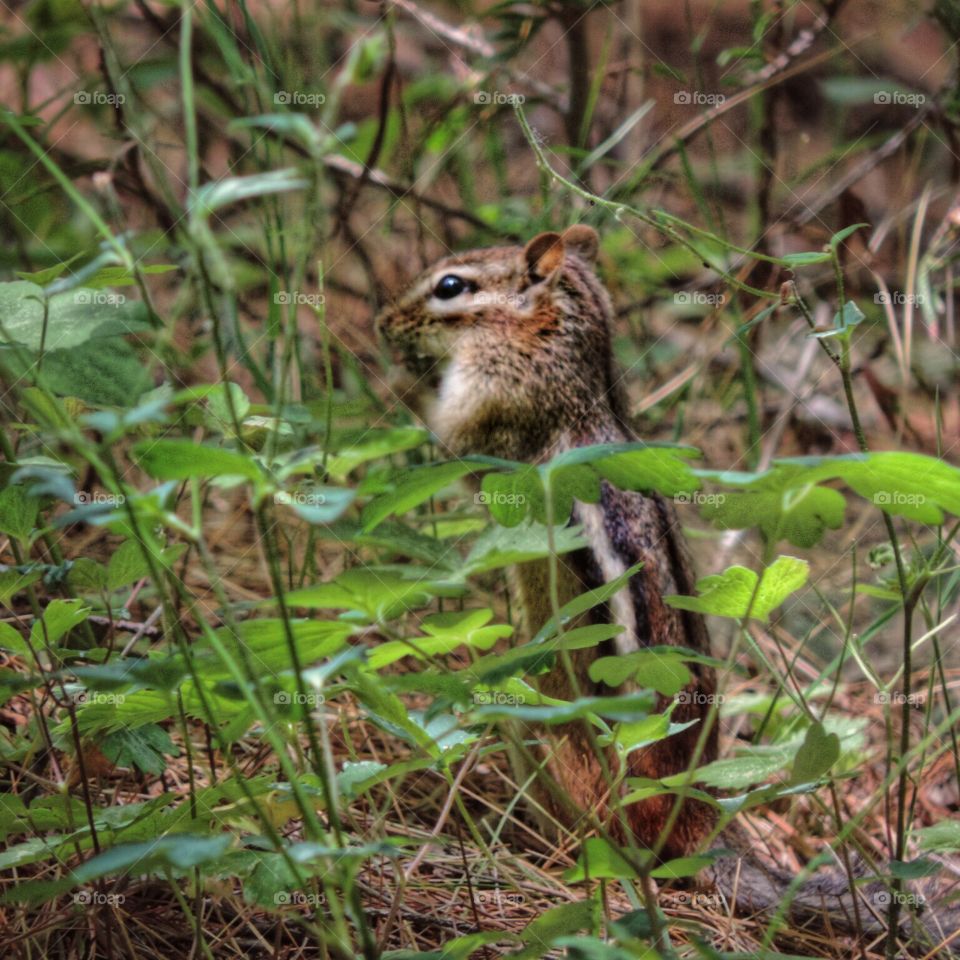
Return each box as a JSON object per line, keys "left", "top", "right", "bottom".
{"left": 561, "top": 225, "right": 599, "bottom": 264}
{"left": 524, "top": 231, "right": 564, "bottom": 282}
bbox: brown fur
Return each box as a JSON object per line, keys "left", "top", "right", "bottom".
{"left": 377, "top": 226, "right": 717, "bottom": 857}
{"left": 376, "top": 227, "right": 959, "bottom": 953}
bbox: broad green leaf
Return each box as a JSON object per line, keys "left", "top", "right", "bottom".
{"left": 362, "top": 461, "right": 479, "bottom": 531}
{"left": 0, "top": 568, "right": 41, "bottom": 606}
{"left": 0, "top": 484, "right": 39, "bottom": 541}
{"left": 367, "top": 609, "right": 511, "bottom": 669}
{"left": 914, "top": 821, "right": 960, "bottom": 853}
{"left": 280, "top": 568, "right": 464, "bottom": 622}
{"left": 650, "top": 854, "right": 717, "bottom": 879}
{"left": 324, "top": 428, "right": 428, "bottom": 480}
{"left": 564, "top": 838, "right": 641, "bottom": 882}
{"left": 460, "top": 521, "right": 587, "bottom": 576}
{"left": 665, "top": 556, "right": 809, "bottom": 622}
{"left": 511, "top": 899, "right": 600, "bottom": 959}
{"left": 30, "top": 599, "right": 90, "bottom": 649}
{"left": 700, "top": 468, "right": 846, "bottom": 547}
{"left": 696, "top": 745, "right": 796, "bottom": 789}
{"left": 71, "top": 834, "right": 233, "bottom": 883}
{"left": 589, "top": 649, "right": 692, "bottom": 695}
{"left": 0, "top": 280, "right": 148, "bottom": 351}
{"left": 134, "top": 439, "right": 263, "bottom": 482}
{"left": 811, "top": 300, "right": 864, "bottom": 341}
{"left": 101, "top": 723, "right": 175, "bottom": 775}
{"left": 789, "top": 721, "right": 840, "bottom": 785}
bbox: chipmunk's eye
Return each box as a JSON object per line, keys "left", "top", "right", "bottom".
{"left": 433, "top": 274, "right": 472, "bottom": 299}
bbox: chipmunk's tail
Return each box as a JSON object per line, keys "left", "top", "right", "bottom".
{"left": 707, "top": 824, "right": 960, "bottom": 956}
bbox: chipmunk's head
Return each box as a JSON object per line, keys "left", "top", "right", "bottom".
{"left": 377, "top": 225, "right": 624, "bottom": 458}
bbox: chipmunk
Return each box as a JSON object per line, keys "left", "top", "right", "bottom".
{"left": 375, "top": 226, "right": 958, "bottom": 953}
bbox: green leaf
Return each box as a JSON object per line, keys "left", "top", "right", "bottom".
{"left": 564, "top": 838, "right": 641, "bottom": 882}
{"left": 275, "top": 485, "right": 355, "bottom": 524}
{"left": 362, "top": 461, "right": 478, "bottom": 531}
{"left": 0, "top": 484, "right": 38, "bottom": 541}
{"left": 781, "top": 251, "right": 831, "bottom": 266}
{"left": 106, "top": 539, "right": 150, "bottom": 591}
{"left": 0, "top": 280, "right": 149, "bottom": 351}
{"left": 0, "top": 568, "right": 41, "bottom": 606}
{"left": 100, "top": 723, "right": 175, "bottom": 775}
{"left": 30, "top": 599, "right": 90, "bottom": 649}
{"left": 71, "top": 834, "right": 233, "bottom": 884}
{"left": 914, "top": 820, "right": 960, "bottom": 853}
{"left": 650, "top": 854, "right": 717, "bottom": 879}
{"left": 460, "top": 521, "right": 587, "bottom": 576}
{"left": 280, "top": 568, "right": 464, "bottom": 623}
{"left": 829, "top": 223, "right": 870, "bottom": 248}
{"left": 367, "top": 609, "right": 511, "bottom": 669}
{"left": 696, "top": 745, "right": 796, "bottom": 789}
{"left": 589, "top": 649, "right": 692, "bottom": 695}
{"left": 324, "top": 428, "right": 428, "bottom": 480}
{"left": 701, "top": 467, "right": 847, "bottom": 548}
{"left": 789, "top": 721, "right": 840, "bottom": 785}
{"left": 134, "top": 439, "right": 263, "bottom": 482}
{"left": 810, "top": 300, "right": 864, "bottom": 341}
{"left": 511, "top": 900, "right": 600, "bottom": 959}
{"left": 665, "top": 556, "right": 808, "bottom": 622}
